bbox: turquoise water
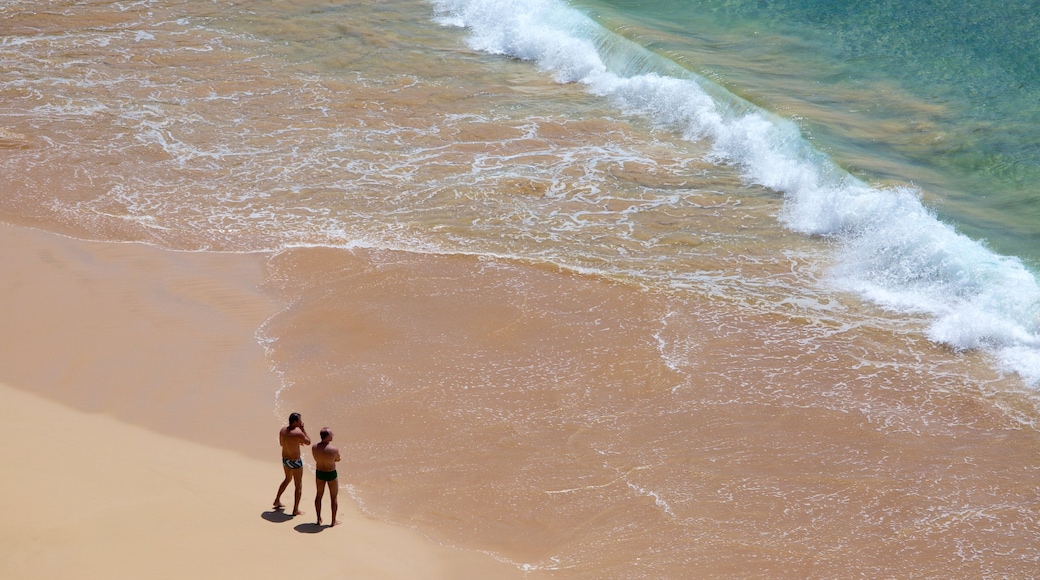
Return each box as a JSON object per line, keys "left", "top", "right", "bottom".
{"left": 575, "top": 0, "right": 1040, "bottom": 265}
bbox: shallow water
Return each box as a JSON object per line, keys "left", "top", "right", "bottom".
{"left": 3, "top": 0, "right": 1040, "bottom": 576}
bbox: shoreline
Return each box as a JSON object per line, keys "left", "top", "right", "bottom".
{"left": 0, "top": 221, "right": 525, "bottom": 579}
{"left": 0, "top": 221, "right": 282, "bottom": 459}
{"left": 5, "top": 218, "right": 1040, "bottom": 576}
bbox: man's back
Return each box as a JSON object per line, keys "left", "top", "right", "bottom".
{"left": 279, "top": 425, "right": 308, "bottom": 459}
{"left": 312, "top": 441, "right": 340, "bottom": 471}
{"left": 312, "top": 427, "right": 342, "bottom": 526}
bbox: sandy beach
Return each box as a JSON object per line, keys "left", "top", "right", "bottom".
{"left": 0, "top": 222, "right": 524, "bottom": 579}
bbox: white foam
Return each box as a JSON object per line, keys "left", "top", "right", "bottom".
{"left": 429, "top": 0, "right": 1040, "bottom": 385}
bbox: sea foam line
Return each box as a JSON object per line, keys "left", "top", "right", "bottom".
{"left": 429, "top": 0, "right": 1040, "bottom": 385}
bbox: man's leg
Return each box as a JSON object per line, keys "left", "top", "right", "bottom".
{"left": 329, "top": 479, "right": 340, "bottom": 526}
{"left": 274, "top": 465, "right": 292, "bottom": 509}
{"left": 291, "top": 467, "right": 304, "bottom": 516}
{"left": 315, "top": 480, "right": 327, "bottom": 525}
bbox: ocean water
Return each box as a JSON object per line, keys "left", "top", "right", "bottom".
{"left": 3, "top": 0, "right": 1040, "bottom": 576}
{"left": 576, "top": 0, "right": 1040, "bottom": 262}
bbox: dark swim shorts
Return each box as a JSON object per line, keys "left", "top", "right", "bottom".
{"left": 316, "top": 469, "right": 338, "bottom": 481}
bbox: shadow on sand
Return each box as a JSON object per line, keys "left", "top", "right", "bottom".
{"left": 294, "top": 522, "right": 326, "bottom": 534}
{"left": 260, "top": 509, "right": 295, "bottom": 523}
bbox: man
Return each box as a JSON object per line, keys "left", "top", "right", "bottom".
{"left": 311, "top": 427, "right": 342, "bottom": 527}
{"left": 274, "top": 412, "right": 311, "bottom": 515}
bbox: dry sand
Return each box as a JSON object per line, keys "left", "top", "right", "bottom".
{"left": 0, "top": 222, "right": 523, "bottom": 579}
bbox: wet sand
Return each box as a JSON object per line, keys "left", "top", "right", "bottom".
{"left": 0, "top": 221, "right": 525, "bottom": 579}
{"left": 261, "top": 244, "right": 1040, "bottom": 577}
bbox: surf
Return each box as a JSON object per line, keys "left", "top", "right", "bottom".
{"left": 429, "top": 0, "right": 1040, "bottom": 385}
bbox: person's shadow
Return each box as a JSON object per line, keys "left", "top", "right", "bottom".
{"left": 260, "top": 509, "right": 294, "bottom": 523}
{"left": 294, "top": 522, "right": 325, "bottom": 534}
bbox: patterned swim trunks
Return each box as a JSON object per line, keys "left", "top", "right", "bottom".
{"left": 282, "top": 457, "right": 304, "bottom": 470}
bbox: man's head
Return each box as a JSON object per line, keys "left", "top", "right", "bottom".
{"left": 320, "top": 427, "right": 332, "bottom": 442}
{"left": 288, "top": 412, "right": 302, "bottom": 427}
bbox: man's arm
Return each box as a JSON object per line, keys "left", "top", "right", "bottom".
{"left": 296, "top": 425, "right": 312, "bottom": 446}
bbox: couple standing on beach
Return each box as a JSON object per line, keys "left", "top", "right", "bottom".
{"left": 273, "top": 412, "right": 342, "bottom": 527}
